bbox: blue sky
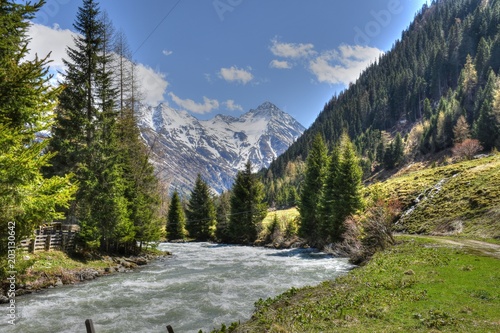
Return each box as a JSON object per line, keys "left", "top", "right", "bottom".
{"left": 28, "top": 0, "right": 429, "bottom": 128}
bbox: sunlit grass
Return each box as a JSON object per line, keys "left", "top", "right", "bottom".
{"left": 377, "top": 153, "right": 500, "bottom": 238}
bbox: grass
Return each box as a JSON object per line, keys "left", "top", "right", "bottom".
{"left": 376, "top": 153, "right": 500, "bottom": 239}
{"left": 16, "top": 250, "right": 115, "bottom": 286}
{"left": 261, "top": 207, "right": 299, "bottom": 229}
{"left": 218, "top": 236, "right": 500, "bottom": 333}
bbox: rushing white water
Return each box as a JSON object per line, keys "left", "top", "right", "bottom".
{"left": 2, "top": 243, "right": 354, "bottom": 333}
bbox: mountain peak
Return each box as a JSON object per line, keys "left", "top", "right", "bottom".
{"left": 137, "top": 101, "right": 305, "bottom": 194}
{"left": 256, "top": 101, "right": 279, "bottom": 111}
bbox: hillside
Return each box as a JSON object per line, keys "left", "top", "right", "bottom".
{"left": 383, "top": 153, "right": 500, "bottom": 238}
{"left": 263, "top": 0, "right": 500, "bottom": 199}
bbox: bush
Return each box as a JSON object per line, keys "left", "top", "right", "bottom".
{"left": 452, "top": 139, "right": 483, "bottom": 160}
{"left": 360, "top": 199, "right": 401, "bottom": 261}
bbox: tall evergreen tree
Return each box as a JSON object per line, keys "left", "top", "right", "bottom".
{"left": 215, "top": 191, "right": 231, "bottom": 243}
{"left": 392, "top": 132, "right": 405, "bottom": 166}
{"left": 319, "top": 145, "right": 341, "bottom": 242}
{"left": 474, "top": 74, "right": 499, "bottom": 150}
{"left": 336, "top": 134, "right": 364, "bottom": 225}
{"left": 0, "top": 0, "right": 76, "bottom": 260}
{"left": 228, "top": 161, "right": 267, "bottom": 244}
{"left": 47, "top": 0, "right": 136, "bottom": 252}
{"left": 298, "top": 134, "right": 328, "bottom": 243}
{"left": 166, "top": 191, "right": 186, "bottom": 240}
{"left": 186, "top": 174, "right": 217, "bottom": 241}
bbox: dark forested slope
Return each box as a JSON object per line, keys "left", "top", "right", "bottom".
{"left": 263, "top": 0, "right": 500, "bottom": 206}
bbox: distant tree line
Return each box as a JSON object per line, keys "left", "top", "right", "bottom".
{"left": 166, "top": 162, "right": 268, "bottom": 245}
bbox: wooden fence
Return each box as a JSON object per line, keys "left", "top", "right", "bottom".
{"left": 85, "top": 319, "right": 175, "bottom": 333}
{"left": 19, "top": 231, "right": 77, "bottom": 253}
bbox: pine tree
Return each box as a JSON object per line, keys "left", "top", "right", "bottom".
{"left": 228, "top": 161, "right": 267, "bottom": 244}
{"left": 335, "top": 134, "right": 363, "bottom": 235}
{"left": 298, "top": 134, "right": 328, "bottom": 243}
{"left": 393, "top": 133, "right": 404, "bottom": 165}
{"left": 0, "top": 0, "right": 76, "bottom": 259}
{"left": 475, "top": 37, "right": 491, "bottom": 82}
{"left": 474, "top": 74, "right": 500, "bottom": 150}
{"left": 186, "top": 174, "right": 217, "bottom": 241}
{"left": 215, "top": 191, "right": 231, "bottom": 242}
{"left": 384, "top": 142, "right": 395, "bottom": 169}
{"left": 47, "top": 0, "right": 136, "bottom": 252}
{"left": 166, "top": 191, "right": 186, "bottom": 240}
{"left": 319, "top": 145, "right": 341, "bottom": 242}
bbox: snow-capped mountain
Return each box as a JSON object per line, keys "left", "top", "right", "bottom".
{"left": 137, "top": 102, "right": 305, "bottom": 194}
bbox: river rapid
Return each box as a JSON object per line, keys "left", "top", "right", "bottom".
{"left": 2, "top": 243, "right": 354, "bottom": 333}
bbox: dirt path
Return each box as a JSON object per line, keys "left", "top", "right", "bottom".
{"left": 398, "top": 234, "right": 500, "bottom": 259}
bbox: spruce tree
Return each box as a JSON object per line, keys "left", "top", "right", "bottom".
{"left": 215, "top": 191, "right": 231, "bottom": 242}
{"left": 336, "top": 134, "right": 363, "bottom": 229}
{"left": 47, "top": 0, "right": 136, "bottom": 251}
{"left": 298, "top": 134, "right": 328, "bottom": 243}
{"left": 186, "top": 174, "right": 217, "bottom": 241}
{"left": 319, "top": 145, "right": 341, "bottom": 242}
{"left": 392, "top": 132, "right": 404, "bottom": 166}
{"left": 166, "top": 191, "right": 187, "bottom": 240}
{"left": 228, "top": 161, "right": 267, "bottom": 244}
{"left": 0, "top": 0, "right": 76, "bottom": 260}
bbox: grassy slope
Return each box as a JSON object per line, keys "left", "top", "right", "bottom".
{"left": 379, "top": 153, "right": 500, "bottom": 239}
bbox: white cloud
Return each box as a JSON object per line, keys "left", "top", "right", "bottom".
{"left": 269, "top": 59, "right": 292, "bottom": 69}
{"left": 135, "top": 64, "right": 169, "bottom": 105}
{"left": 309, "top": 45, "right": 383, "bottom": 85}
{"left": 26, "top": 23, "right": 169, "bottom": 106}
{"left": 162, "top": 49, "right": 173, "bottom": 56}
{"left": 270, "top": 37, "right": 316, "bottom": 59}
{"left": 219, "top": 66, "right": 253, "bottom": 85}
{"left": 27, "top": 23, "right": 75, "bottom": 71}
{"left": 169, "top": 92, "right": 219, "bottom": 114}
{"left": 223, "top": 100, "right": 243, "bottom": 111}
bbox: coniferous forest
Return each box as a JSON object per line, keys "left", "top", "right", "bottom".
{"left": 262, "top": 0, "right": 500, "bottom": 207}
{"left": 0, "top": 0, "right": 164, "bottom": 264}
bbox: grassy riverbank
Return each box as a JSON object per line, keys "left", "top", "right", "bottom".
{"left": 211, "top": 236, "right": 499, "bottom": 333}
{"left": 1, "top": 248, "right": 168, "bottom": 302}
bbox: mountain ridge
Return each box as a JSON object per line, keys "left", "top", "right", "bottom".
{"left": 136, "top": 102, "right": 305, "bottom": 194}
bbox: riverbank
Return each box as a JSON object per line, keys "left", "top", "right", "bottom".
{"left": 0, "top": 249, "right": 171, "bottom": 304}
{"left": 211, "top": 235, "right": 500, "bottom": 333}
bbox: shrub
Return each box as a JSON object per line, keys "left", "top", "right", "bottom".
{"left": 360, "top": 199, "right": 401, "bottom": 259}
{"left": 452, "top": 139, "right": 483, "bottom": 160}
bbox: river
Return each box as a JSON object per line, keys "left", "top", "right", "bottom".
{"left": 2, "top": 243, "right": 354, "bottom": 333}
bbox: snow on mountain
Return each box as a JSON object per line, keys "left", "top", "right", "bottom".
{"left": 136, "top": 102, "right": 305, "bottom": 194}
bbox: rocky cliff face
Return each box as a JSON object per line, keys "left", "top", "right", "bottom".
{"left": 137, "top": 102, "right": 305, "bottom": 194}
